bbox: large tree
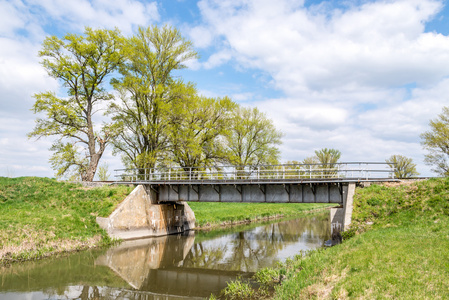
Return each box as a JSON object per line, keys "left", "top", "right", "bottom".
{"left": 168, "top": 96, "right": 236, "bottom": 172}
{"left": 28, "top": 28, "right": 124, "bottom": 181}
{"left": 223, "top": 106, "right": 283, "bottom": 178}
{"left": 386, "top": 154, "right": 419, "bottom": 178}
{"left": 421, "top": 106, "right": 449, "bottom": 176}
{"left": 108, "top": 25, "right": 198, "bottom": 170}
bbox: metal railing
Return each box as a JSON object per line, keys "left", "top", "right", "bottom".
{"left": 114, "top": 162, "right": 396, "bottom": 182}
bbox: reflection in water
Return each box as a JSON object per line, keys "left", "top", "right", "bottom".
{"left": 0, "top": 213, "right": 330, "bottom": 299}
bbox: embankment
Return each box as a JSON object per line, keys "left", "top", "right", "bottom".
{"left": 224, "top": 178, "right": 449, "bottom": 299}
{"left": 0, "top": 177, "right": 333, "bottom": 265}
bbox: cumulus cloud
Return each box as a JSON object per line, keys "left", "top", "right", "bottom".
{"left": 27, "top": 0, "right": 159, "bottom": 35}
{"left": 198, "top": 0, "right": 449, "bottom": 95}
{"left": 193, "top": 0, "right": 449, "bottom": 175}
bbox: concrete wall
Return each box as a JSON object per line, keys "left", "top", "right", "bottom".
{"left": 96, "top": 185, "right": 196, "bottom": 240}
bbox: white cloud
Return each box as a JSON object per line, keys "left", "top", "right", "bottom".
{"left": 198, "top": 0, "right": 449, "bottom": 96}
{"left": 187, "top": 25, "right": 213, "bottom": 48}
{"left": 203, "top": 50, "right": 232, "bottom": 69}
{"left": 194, "top": 0, "right": 449, "bottom": 175}
{"left": 27, "top": 0, "right": 159, "bottom": 35}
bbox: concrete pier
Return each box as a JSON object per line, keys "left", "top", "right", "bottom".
{"left": 330, "top": 183, "right": 355, "bottom": 231}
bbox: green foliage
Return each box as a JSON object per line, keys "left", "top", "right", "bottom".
{"left": 421, "top": 106, "right": 449, "bottom": 176}
{"left": 108, "top": 25, "right": 199, "bottom": 170}
{"left": 29, "top": 27, "right": 125, "bottom": 181}
{"left": 254, "top": 267, "right": 279, "bottom": 285}
{"left": 222, "top": 278, "right": 255, "bottom": 299}
{"left": 300, "top": 148, "right": 342, "bottom": 178}
{"left": 315, "top": 148, "right": 341, "bottom": 166}
{"left": 97, "top": 163, "right": 111, "bottom": 181}
{"left": 169, "top": 95, "right": 237, "bottom": 169}
{"left": 224, "top": 106, "right": 283, "bottom": 168}
{"left": 386, "top": 154, "right": 419, "bottom": 178}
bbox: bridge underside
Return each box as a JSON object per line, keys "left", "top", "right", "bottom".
{"left": 149, "top": 182, "right": 349, "bottom": 204}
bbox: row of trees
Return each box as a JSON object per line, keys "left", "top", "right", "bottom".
{"left": 29, "top": 26, "right": 283, "bottom": 181}
{"left": 287, "top": 149, "right": 420, "bottom": 179}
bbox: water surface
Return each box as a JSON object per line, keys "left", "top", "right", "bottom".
{"left": 0, "top": 212, "right": 330, "bottom": 299}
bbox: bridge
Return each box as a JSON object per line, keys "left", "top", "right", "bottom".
{"left": 114, "top": 162, "right": 396, "bottom": 203}
{"left": 97, "top": 162, "right": 397, "bottom": 240}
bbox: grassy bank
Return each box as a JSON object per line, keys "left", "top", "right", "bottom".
{"left": 0, "top": 177, "right": 133, "bottom": 264}
{"left": 224, "top": 178, "right": 449, "bottom": 299}
{"left": 0, "top": 177, "right": 332, "bottom": 265}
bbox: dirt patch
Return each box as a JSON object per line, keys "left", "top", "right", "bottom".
{"left": 298, "top": 268, "right": 348, "bottom": 300}
{"left": 382, "top": 179, "right": 425, "bottom": 188}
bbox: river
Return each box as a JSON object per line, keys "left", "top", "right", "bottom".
{"left": 0, "top": 212, "right": 331, "bottom": 299}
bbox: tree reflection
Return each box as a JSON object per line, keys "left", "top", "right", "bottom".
{"left": 182, "top": 214, "right": 331, "bottom": 272}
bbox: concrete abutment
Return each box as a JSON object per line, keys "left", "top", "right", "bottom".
{"left": 97, "top": 185, "right": 195, "bottom": 240}
{"left": 330, "top": 183, "right": 355, "bottom": 233}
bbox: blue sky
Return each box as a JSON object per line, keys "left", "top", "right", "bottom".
{"left": 2, "top": 0, "right": 449, "bottom": 178}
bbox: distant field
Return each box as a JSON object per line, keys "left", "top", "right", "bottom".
{"left": 189, "top": 202, "right": 335, "bottom": 227}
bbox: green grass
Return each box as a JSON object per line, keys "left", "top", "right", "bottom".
{"left": 0, "top": 177, "right": 132, "bottom": 264}
{"left": 0, "top": 177, "right": 333, "bottom": 265}
{"left": 227, "top": 178, "right": 449, "bottom": 299}
{"left": 189, "top": 202, "right": 334, "bottom": 227}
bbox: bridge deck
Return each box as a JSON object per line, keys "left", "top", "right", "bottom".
{"left": 113, "top": 163, "right": 398, "bottom": 203}
{"left": 115, "top": 177, "right": 399, "bottom": 185}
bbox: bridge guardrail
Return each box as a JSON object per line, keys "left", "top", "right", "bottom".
{"left": 114, "top": 162, "right": 396, "bottom": 183}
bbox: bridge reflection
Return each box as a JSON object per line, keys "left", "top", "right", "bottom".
{"left": 0, "top": 214, "right": 330, "bottom": 300}
{"left": 95, "top": 215, "right": 330, "bottom": 298}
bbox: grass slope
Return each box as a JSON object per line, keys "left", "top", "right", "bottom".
{"left": 0, "top": 177, "right": 132, "bottom": 264}
{"left": 0, "top": 177, "right": 332, "bottom": 265}
{"left": 255, "top": 178, "right": 449, "bottom": 299}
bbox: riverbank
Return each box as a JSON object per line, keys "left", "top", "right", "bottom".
{"left": 0, "top": 177, "right": 133, "bottom": 265}
{"left": 225, "top": 178, "right": 449, "bottom": 299}
{"left": 0, "top": 177, "right": 333, "bottom": 266}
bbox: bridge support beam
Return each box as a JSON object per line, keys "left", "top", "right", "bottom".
{"left": 330, "top": 183, "right": 355, "bottom": 232}
{"left": 96, "top": 185, "right": 196, "bottom": 240}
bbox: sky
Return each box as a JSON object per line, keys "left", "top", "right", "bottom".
{"left": 2, "top": 0, "right": 449, "bottom": 178}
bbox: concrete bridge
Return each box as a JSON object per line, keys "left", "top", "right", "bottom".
{"left": 97, "top": 162, "right": 397, "bottom": 239}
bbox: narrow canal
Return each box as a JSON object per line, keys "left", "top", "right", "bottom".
{"left": 0, "top": 212, "right": 331, "bottom": 299}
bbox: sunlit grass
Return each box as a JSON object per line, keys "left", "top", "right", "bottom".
{"left": 0, "top": 177, "right": 132, "bottom": 264}
{"left": 266, "top": 178, "right": 449, "bottom": 299}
